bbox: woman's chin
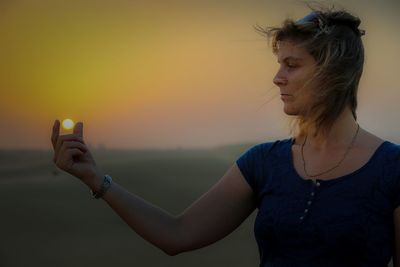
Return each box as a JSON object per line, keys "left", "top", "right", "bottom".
{"left": 283, "top": 106, "right": 299, "bottom": 116}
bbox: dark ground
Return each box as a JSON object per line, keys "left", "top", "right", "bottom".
{"left": 0, "top": 145, "right": 260, "bottom": 267}
{"left": 0, "top": 145, "right": 394, "bottom": 267}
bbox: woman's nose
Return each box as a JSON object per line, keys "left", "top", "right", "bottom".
{"left": 273, "top": 70, "right": 287, "bottom": 87}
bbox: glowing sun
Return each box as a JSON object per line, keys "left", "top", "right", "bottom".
{"left": 62, "top": 119, "right": 75, "bottom": 130}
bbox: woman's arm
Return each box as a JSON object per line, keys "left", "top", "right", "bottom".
{"left": 176, "top": 163, "right": 256, "bottom": 254}
{"left": 51, "top": 120, "right": 256, "bottom": 256}
{"left": 91, "top": 163, "right": 256, "bottom": 256}
{"left": 394, "top": 206, "right": 400, "bottom": 267}
{"left": 89, "top": 171, "right": 181, "bottom": 255}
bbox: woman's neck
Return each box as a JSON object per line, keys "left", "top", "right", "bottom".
{"left": 295, "top": 108, "right": 360, "bottom": 152}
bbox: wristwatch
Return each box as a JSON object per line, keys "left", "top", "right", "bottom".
{"left": 91, "top": 174, "right": 112, "bottom": 199}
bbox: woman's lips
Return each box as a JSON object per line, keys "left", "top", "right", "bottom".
{"left": 280, "top": 94, "right": 291, "bottom": 100}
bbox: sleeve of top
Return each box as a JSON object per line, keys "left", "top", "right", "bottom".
{"left": 390, "top": 143, "right": 400, "bottom": 209}
{"left": 394, "top": 147, "right": 400, "bottom": 209}
{"left": 235, "top": 144, "right": 261, "bottom": 194}
{"left": 394, "top": 177, "right": 400, "bottom": 209}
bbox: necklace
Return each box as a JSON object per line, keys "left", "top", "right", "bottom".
{"left": 301, "top": 123, "right": 360, "bottom": 180}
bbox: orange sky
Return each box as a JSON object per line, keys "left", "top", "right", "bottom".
{"left": 1, "top": 0, "right": 399, "bottom": 149}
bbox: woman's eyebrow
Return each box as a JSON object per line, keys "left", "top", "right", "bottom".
{"left": 277, "top": 56, "right": 303, "bottom": 63}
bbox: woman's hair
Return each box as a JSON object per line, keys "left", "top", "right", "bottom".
{"left": 254, "top": 4, "right": 365, "bottom": 141}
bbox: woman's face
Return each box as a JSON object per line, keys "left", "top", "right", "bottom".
{"left": 273, "top": 41, "right": 318, "bottom": 116}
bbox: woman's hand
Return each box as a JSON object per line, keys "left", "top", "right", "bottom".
{"left": 51, "top": 120, "right": 102, "bottom": 188}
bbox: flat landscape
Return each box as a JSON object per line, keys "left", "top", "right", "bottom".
{"left": 0, "top": 144, "right": 260, "bottom": 267}
{"left": 0, "top": 144, "right": 394, "bottom": 267}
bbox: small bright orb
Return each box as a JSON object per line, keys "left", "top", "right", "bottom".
{"left": 62, "top": 119, "right": 75, "bottom": 130}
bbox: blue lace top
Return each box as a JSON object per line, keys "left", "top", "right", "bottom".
{"left": 236, "top": 138, "right": 400, "bottom": 267}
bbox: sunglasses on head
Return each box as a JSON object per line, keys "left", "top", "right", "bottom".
{"left": 296, "top": 12, "right": 319, "bottom": 25}
{"left": 295, "top": 11, "right": 365, "bottom": 36}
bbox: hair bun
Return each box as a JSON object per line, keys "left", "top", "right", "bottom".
{"left": 327, "top": 13, "right": 365, "bottom": 36}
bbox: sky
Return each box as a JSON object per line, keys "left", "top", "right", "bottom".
{"left": 0, "top": 0, "right": 399, "bottom": 149}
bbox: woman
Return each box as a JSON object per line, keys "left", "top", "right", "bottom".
{"left": 51, "top": 5, "right": 400, "bottom": 267}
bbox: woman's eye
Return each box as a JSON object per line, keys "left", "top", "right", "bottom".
{"left": 287, "top": 64, "right": 297, "bottom": 69}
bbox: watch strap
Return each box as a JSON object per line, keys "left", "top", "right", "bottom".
{"left": 91, "top": 174, "right": 112, "bottom": 199}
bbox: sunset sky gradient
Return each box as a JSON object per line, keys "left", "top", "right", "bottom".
{"left": 1, "top": 0, "right": 399, "bottom": 149}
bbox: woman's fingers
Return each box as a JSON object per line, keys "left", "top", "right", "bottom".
{"left": 54, "top": 140, "right": 88, "bottom": 164}
{"left": 51, "top": 120, "right": 60, "bottom": 150}
{"left": 67, "top": 148, "right": 85, "bottom": 158}
{"left": 55, "top": 134, "right": 85, "bottom": 157}
{"left": 63, "top": 141, "right": 88, "bottom": 152}
{"left": 73, "top": 122, "right": 83, "bottom": 138}
{"left": 52, "top": 120, "right": 85, "bottom": 154}
{"left": 52, "top": 120, "right": 84, "bottom": 157}
{"left": 55, "top": 141, "right": 88, "bottom": 166}
{"left": 56, "top": 147, "right": 85, "bottom": 171}
{"left": 51, "top": 120, "right": 97, "bottom": 179}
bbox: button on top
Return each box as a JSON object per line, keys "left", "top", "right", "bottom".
{"left": 316, "top": 182, "right": 321, "bottom": 186}
{"left": 307, "top": 201, "right": 312, "bottom": 205}
{"left": 311, "top": 192, "right": 315, "bottom": 196}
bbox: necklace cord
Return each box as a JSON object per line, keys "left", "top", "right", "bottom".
{"left": 301, "top": 123, "right": 360, "bottom": 179}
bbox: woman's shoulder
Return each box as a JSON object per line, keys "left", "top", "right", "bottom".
{"left": 358, "top": 128, "right": 398, "bottom": 151}
{"left": 358, "top": 130, "right": 400, "bottom": 167}
{"left": 237, "top": 138, "right": 292, "bottom": 162}
{"left": 250, "top": 137, "right": 292, "bottom": 153}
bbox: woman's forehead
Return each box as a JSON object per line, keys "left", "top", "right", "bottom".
{"left": 276, "top": 41, "right": 313, "bottom": 62}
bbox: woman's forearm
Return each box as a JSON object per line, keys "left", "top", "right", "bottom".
{"left": 88, "top": 173, "right": 181, "bottom": 256}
